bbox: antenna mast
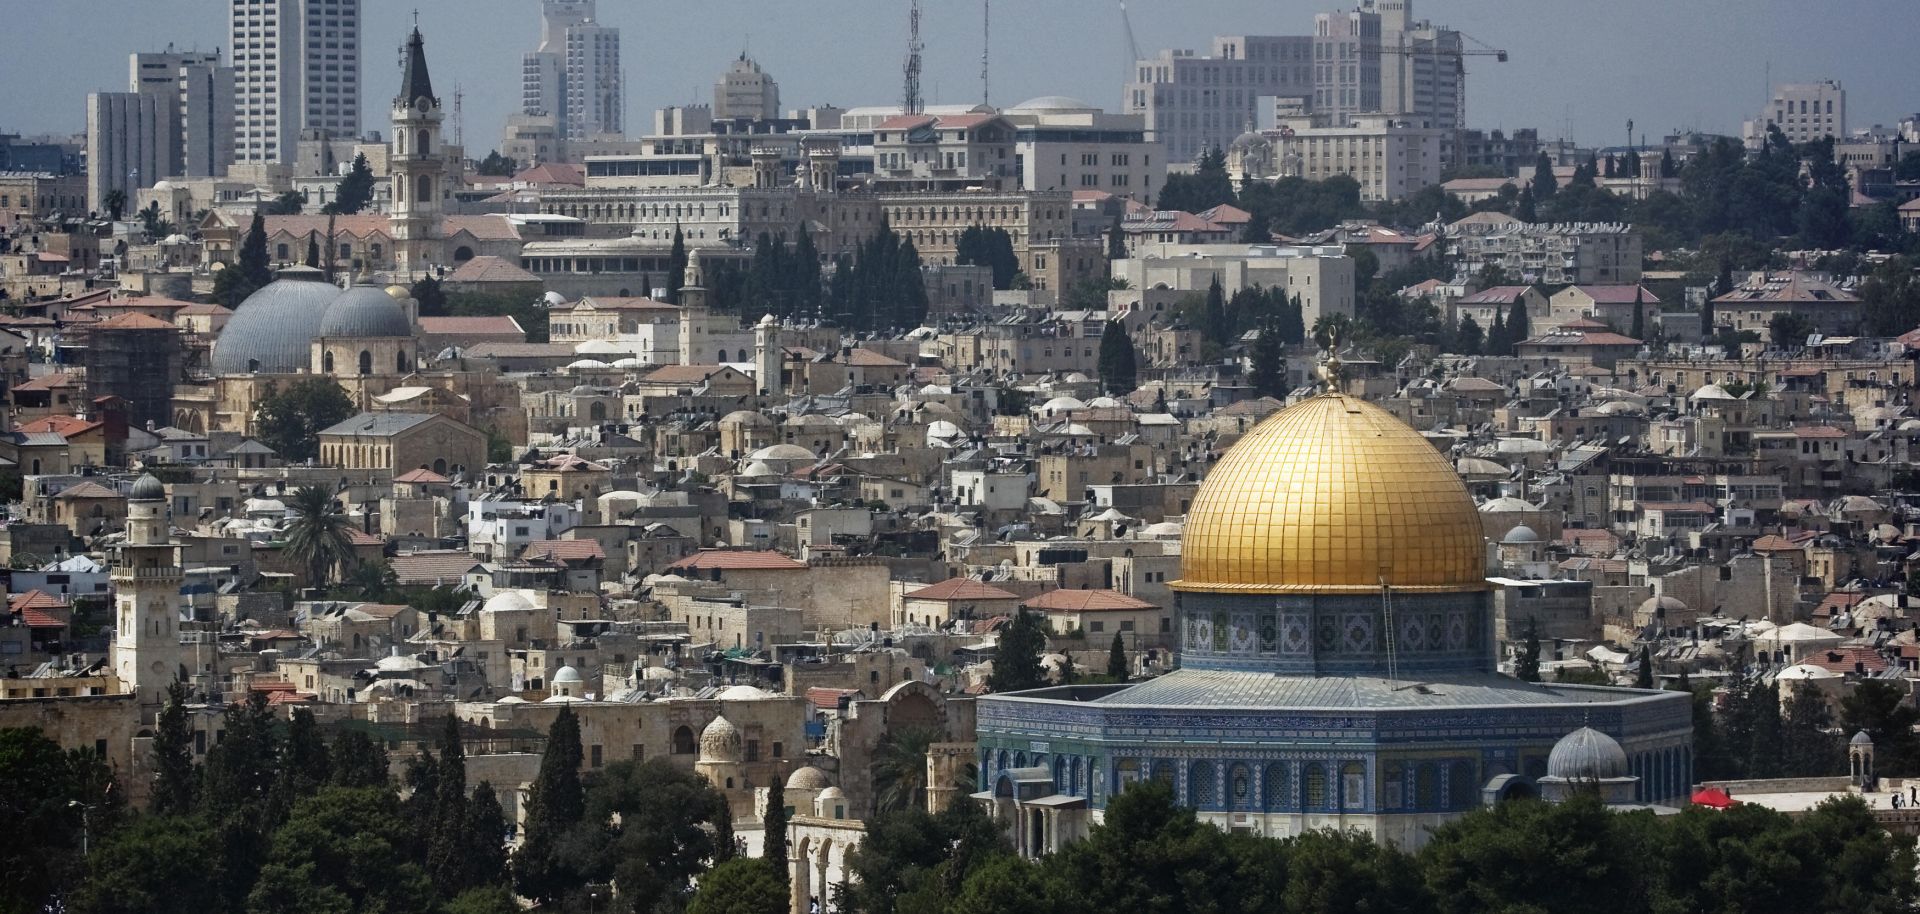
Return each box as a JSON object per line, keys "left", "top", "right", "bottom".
{"left": 981, "top": 0, "right": 990, "bottom": 107}
{"left": 453, "top": 84, "right": 465, "bottom": 147}
{"left": 904, "top": 0, "right": 924, "bottom": 115}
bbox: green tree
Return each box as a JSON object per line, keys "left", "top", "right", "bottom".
{"left": 1248, "top": 317, "right": 1288, "bottom": 398}
{"left": 1506, "top": 300, "right": 1531, "bottom": 346}
{"left": 1858, "top": 255, "right": 1920, "bottom": 336}
{"left": 843, "top": 800, "right": 1009, "bottom": 914}
{"left": 1530, "top": 151, "right": 1557, "bottom": 201}
{"left": 1106, "top": 211, "right": 1127, "bottom": 260}
{"left": 1659, "top": 148, "right": 1676, "bottom": 178}
{"left": 410, "top": 275, "right": 449, "bottom": 317}
{"left": 871, "top": 726, "right": 938, "bottom": 816}
{"left": 252, "top": 378, "right": 354, "bottom": 462}
{"left": 265, "top": 190, "right": 307, "bottom": 215}
{"left": 0, "top": 727, "right": 122, "bottom": 913}
{"left": 102, "top": 188, "right": 127, "bottom": 221}
{"left": 1156, "top": 147, "right": 1235, "bottom": 214}
{"left": 1514, "top": 184, "right": 1537, "bottom": 222}
{"left": 464, "top": 781, "right": 511, "bottom": 890}
{"left": 246, "top": 786, "right": 435, "bottom": 914}
{"left": 1096, "top": 319, "right": 1138, "bottom": 395}
{"left": 1280, "top": 828, "right": 1429, "bottom": 914}
{"left": 281, "top": 706, "right": 332, "bottom": 799}
{"left": 1515, "top": 618, "right": 1541, "bottom": 682}
{"left": 329, "top": 153, "right": 377, "bottom": 216}
{"left": 513, "top": 705, "right": 586, "bottom": 905}
{"left": 425, "top": 715, "right": 471, "bottom": 895}
{"left": 443, "top": 886, "right": 520, "bottom": 914}
{"left": 666, "top": 223, "right": 688, "bottom": 304}
{"left": 989, "top": 608, "right": 1047, "bottom": 693}
{"left": 1629, "top": 287, "right": 1645, "bottom": 341}
{"left": 763, "top": 776, "right": 789, "bottom": 885}
{"left": 1770, "top": 311, "right": 1816, "bottom": 348}
{"left": 1781, "top": 682, "right": 1844, "bottom": 777}
{"left": 573, "top": 758, "right": 735, "bottom": 914}
{"left": 70, "top": 815, "right": 224, "bottom": 914}
{"left": 1486, "top": 310, "right": 1509, "bottom": 357}
{"left": 1841, "top": 679, "right": 1920, "bottom": 776}
{"left": 151, "top": 681, "right": 198, "bottom": 816}
{"left": 1202, "top": 275, "right": 1229, "bottom": 346}
{"left": 1423, "top": 792, "right": 1644, "bottom": 914}
{"left": 1107, "top": 632, "right": 1127, "bottom": 680}
{"left": 281, "top": 485, "right": 356, "bottom": 591}
{"left": 328, "top": 729, "right": 389, "bottom": 789}
{"left": 303, "top": 233, "right": 320, "bottom": 268}
{"left": 688, "top": 856, "right": 788, "bottom": 914}
{"left": 1634, "top": 646, "right": 1654, "bottom": 689}
{"left": 1455, "top": 315, "right": 1484, "bottom": 355}
{"left": 474, "top": 150, "right": 518, "bottom": 177}
{"left": 215, "top": 211, "right": 275, "bottom": 307}
{"left": 338, "top": 559, "right": 398, "bottom": 602}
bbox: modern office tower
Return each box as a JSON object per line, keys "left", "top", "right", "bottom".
{"left": 130, "top": 49, "right": 235, "bottom": 177}
{"left": 1762, "top": 81, "right": 1847, "bottom": 144}
{"left": 713, "top": 54, "right": 781, "bottom": 122}
{"left": 229, "top": 0, "right": 361, "bottom": 164}
{"left": 522, "top": 0, "right": 623, "bottom": 140}
{"left": 86, "top": 92, "right": 176, "bottom": 216}
{"left": 1124, "top": 36, "right": 1316, "bottom": 164}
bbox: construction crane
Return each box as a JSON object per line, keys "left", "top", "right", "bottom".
{"left": 1119, "top": 0, "right": 1143, "bottom": 78}
{"left": 1374, "top": 31, "right": 1507, "bottom": 126}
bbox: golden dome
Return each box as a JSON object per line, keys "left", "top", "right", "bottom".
{"left": 385, "top": 284, "right": 412, "bottom": 301}
{"left": 1174, "top": 393, "right": 1486, "bottom": 594}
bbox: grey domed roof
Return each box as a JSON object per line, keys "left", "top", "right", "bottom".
{"left": 1546, "top": 727, "right": 1629, "bottom": 780}
{"left": 129, "top": 473, "right": 165, "bottom": 501}
{"left": 210, "top": 278, "right": 340, "bottom": 374}
{"left": 1852, "top": 730, "right": 1875, "bottom": 746}
{"left": 318, "top": 284, "right": 412, "bottom": 338}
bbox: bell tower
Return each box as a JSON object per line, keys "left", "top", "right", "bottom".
{"left": 110, "top": 474, "right": 184, "bottom": 709}
{"left": 390, "top": 27, "right": 445, "bottom": 277}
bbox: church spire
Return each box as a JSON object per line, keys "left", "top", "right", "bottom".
{"left": 397, "top": 27, "right": 438, "bottom": 109}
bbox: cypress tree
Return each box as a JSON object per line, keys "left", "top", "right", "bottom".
{"left": 1660, "top": 148, "right": 1677, "bottom": 178}
{"left": 1603, "top": 154, "right": 1617, "bottom": 178}
{"left": 1506, "top": 300, "right": 1531, "bottom": 346}
{"left": 1515, "top": 618, "right": 1542, "bottom": 682}
{"left": 1097, "top": 319, "right": 1137, "bottom": 395}
{"left": 331, "top": 152, "right": 377, "bottom": 215}
{"left": 1108, "top": 633, "right": 1128, "bottom": 680}
{"left": 988, "top": 609, "right": 1047, "bottom": 693}
{"left": 152, "top": 682, "right": 197, "bottom": 816}
{"left": 466, "top": 781, "right": 510, "bottom": 889}
{"left": 1515, "top": 185, "right": 1537, "bottom": 223}
{"left": 1282, "top": 293, "right": 1306, "bottom": 345}
{"left": 304, "top": 232, "right": 320, "bottom": 268}
{"left": 1635, "top": 646, "right": 1655, "bottom": 689}
{"left": 283, "top": 707, "right": 332, "bottom": 797}
{"left": 1107, "top": 211, "right": 1127, "bottom": 260}
{"left": 1488, "top": 310, "right": 1508, "bottom": 355}
{"left": 1630, "top": 287, "right": 1646, "bottom": 340}
{"left": 792, "top": 226, "right": 822, "bottom": 316}
{"left": 1530, "top": 151, "right": 1557, "bottom": 200}
{"left": 513, "top": 705, "right": 585, "bottom": 905}
{"left": 1203, "top": 275, "right": 1229, "bottom": 346}
{"left": 427, "top": 715, "right": 470, "bottom": 893}
{"left": 666, "top": 223, "right": 688, "bottom": 304}
{"left": 1248, "top": 317, "right": 1286, "bottom": 398}
{"left": 1456, "top": 314, "right": 1484, "bottom": 355}
{"left": 763, "top": 778, "right": 790, "bottom": 888}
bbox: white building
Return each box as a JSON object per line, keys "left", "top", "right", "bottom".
{"left": 1231, "top": 114, "right": 1450, "bottom": 202}
{"left": 1001, "top": 96, "right": 1164, "bottom": 202}
{"left": 1124, "top": 36, "right": 1315, "bottom": 164}
{"left": 713, "top": 55, "right": 780, "bottom": 122}
{"left": 1747, "top": 80, "right": 1847, "bottom": 147}
{"left": 86, "top": 92, "right": 176, "bottom": 216}
{"left": 521, "top": 0, "right": 623, "bottom": 141}
{"left": 130, "top": 49, "right": 235, "bottom": 178}
{"left": 1116, "top": 242, "right": 1356, "bottom": 328}
{"left": 229, "top": 0, "right": 360, "bottom": 165}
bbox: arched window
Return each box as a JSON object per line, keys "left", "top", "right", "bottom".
{"left": 1304, "top": 763, "right": 1328, "bottom": 809}
{"left": 589, "top": 401, "right": 607, "bottom": 421}
{"left": 416, "top": 129, "right": 429, "bottom": 155}
{"left": 672, "top": 726, "right": 696, "bottom": 754}
{"left": 358, "top": 350, "right": 373, "bottom": 375}
{"left": 433, "top": 458, "right": 447, "bottom": 476}
{"left": 1228, "top": 763, "right": 1252, "bottom": 810}
{"left": 1340, "top": 762, "right": 1366, "bottom": 809}
{"left": 396, "top": 351, "right": 408, "bottom": 373}
{"left": 453, "top": 246, "right": 474, "bottom": 262}
{"left": 323, "top": 351, "right": 335, "bottom": 373}
{"left": 1263, "top": 763, "right": 1289, "bottom": 812}
{"left": 415, "top": 174, "right": 432, "bottom": 204}
{"left": 1189, "top": 761, "right": 1217, "bottom": 807}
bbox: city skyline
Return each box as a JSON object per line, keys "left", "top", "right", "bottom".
{"left": 2, "top": 0, "right": 1914, "bottom": 153}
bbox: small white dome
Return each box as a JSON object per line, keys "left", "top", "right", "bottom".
{"left": 750, "top": 444, "right": 816, "bottom": 461}
{"left": 552, "top": 665, "right": 583, "bottom": 684}
{"left": 1036, "top": 396, "right": 1085, "bottom": 414}
{"left": 567, "top": 359, "right": 611, "bottom": 370}
{"left": 786, "top": 766, "right": 831, "bottom": 790}
{"left": 484, "top": 591, "right": 534, "bottom": 614}
{"left": 717, "top": 684, "right": 770, "bottom": 700}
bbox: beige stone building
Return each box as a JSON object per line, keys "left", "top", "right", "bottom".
{"left": 316, "top": 412, "right": 488, "bottom": 477}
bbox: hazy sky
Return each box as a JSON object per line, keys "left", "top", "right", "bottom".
{"left": 2, "top": 0, "right": 1915, "bottom": 150}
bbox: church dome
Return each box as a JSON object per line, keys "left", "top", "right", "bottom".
{"left": 1175, "top": 393, "right": 1486, "bottom": 594}
{"left": 1545, "top": 727, "right": 1630, "bottom": 780}
{"left": 699, "top": 714, "right": 742, "bottom": 762}
{"left": 210, "top": 277, "right": 340, "bottom": 374}
{"left": 319, "top": 284, "right": 413, "bottom": 338}
{"left": 129, "top": 473, "right": 166, "bottom": 501}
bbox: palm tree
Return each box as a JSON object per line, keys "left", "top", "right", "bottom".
{"left": 283, "top": 485, "right": 355, "bottom": 591}
{"left": 102, "top": 189, "right": 126, "bottom": 221}
{"left": 342, "top": 559, "right": 398, "bottom": 602}
{"left": 869, "top": 726, "right": 939, "bottom": 815}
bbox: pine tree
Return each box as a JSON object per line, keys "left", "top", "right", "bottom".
{"left": 513, "top": 705, "right": 585, "bottom": 904}
{"left": 1097, "top": 320, "right": 1138, "bottom": 395}
{"left": 465, "top": 781, "right": 510, "bottom": 888}
{"left": 427, "top": 715, "right": 471, "bottom": 894}
{"left": 763, "top": 778, "right": 790, "bottom": 888}
{"left": 1506, "top": 300, "right": 1531, "bottom": 347}
{"left": 1248, "top": 318, "right": 1287, "bottom": 398}
{"left": 1530, "top": 151, "right": 1557, "bottom": 200}
{"left": 1660, "top": 148, "right": 1676, "bottom": 178}
{"left": 151, "top": 682, "right": 197, "bottom": 816}
{"left": 1107, "top": 633, "right": 1128, "bottom": 681}
{"left": 1603, "top": 154, "right": 1617, "bottom": 178}
{"left": 666, "top": 223, "right": 688, "bottom": 304}
{"left": 329, "top": 729, "right": 390, "bottom": 788}
{"left": 283, "top": 707, "right": 332, "bottom": 797}
{"left": 1634, "top": 646, "right": 1654, "bottom": 689}
{"left": 988, "top": 609, "right": 1047, "bottom": 693}
{"left": 1456, "top": 315, "right": 1484, "bottom": 355}
{"left": 1515, "top": 618, "right": 1542, "bottom": 682}
{"left": 1515, "top": 185, "right": 1537, "bottom": 223}
{"left": 1630, "top": 287, "right": 1645, "bottom": 340}
{"left": 1488, "top": 310, "right": 1509, "bottom": 356}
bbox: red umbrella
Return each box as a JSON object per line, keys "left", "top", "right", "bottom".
{"left": 1691, "top": 787, "right": 1736, "bottom": 809}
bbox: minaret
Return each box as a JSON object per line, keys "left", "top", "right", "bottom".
{"left": 111, "top": 474, "right": 184, "bottom": 709}
{"left": 754, "top": 314, "right": 781, "bottom": 396}
{"left": 390, "top": 28, "right": 445, "bottom": 277}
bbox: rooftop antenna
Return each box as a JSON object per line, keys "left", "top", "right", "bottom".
{"left": 903, "top": 0, "right": 924, "bottom": 115}
{"left": 453, "top": 84, "right": 465, "bottom": 147}
{"left": 981, "top": 0, "right": 991, "bottom": 108}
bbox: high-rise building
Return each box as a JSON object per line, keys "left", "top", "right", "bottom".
{"left": 130, "top": 49, "right": 235, "bottom": 177}
{"left": 86, "top": 92, "right": 176, "bottom": 216}
{"left": 1125, "top": 0, "right": 1461, "bottom": 164}
{"left": 713, "top": 54, "right": 781, "bottom": 122}
{"left": 229, "top": 0, "right": 361, "bottom": 165}
{"left": 1752, "top": 80, "right": 1847, "bottom": 146}
{"left": 522, "top": 0, "right": 622, "bottom": 141}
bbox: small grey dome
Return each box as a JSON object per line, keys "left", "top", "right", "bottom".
{"left": 1502, "top": 524, "right": 1542, "bottom": 544}
{"left": 129, "top": 473, "right": 165, "bottom": 501}
{"left": 699, "top": 714, "right": 742, "bottom": 762}
{"left": 552, "top": 665, "right": 583, "bottom": 684}
{"left": 210, "top": 278, "right": 340, "bottom": 374}
{"left": 1546, "top": 727, "right": 1629, "bottom": 780}
{"left": 1852, "top": 730, "right": 1875, "bottom": 746}
{"left": 785, "top": 766, "right": 830, "bottom": 790}
{"left": 318, "top": 284, "right": 413, "bottom": 338}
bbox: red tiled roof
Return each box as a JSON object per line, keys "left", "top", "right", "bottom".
{"left": 17, "top": 416, "right": 103, "bottom": 439}
{"left": 443, "top": 255, "right": 538, "bottom": 284}
{"left": 644, "top": 364, "right": 738, "bottom": 384}
{"left": 1458, "top": 286, "right": 1534, "bottom": 304}
{"left": 345, "top": 529, "right": 384, "bottom": 546}
{"left": 54, "top": 480, "right": 120, "bottom": 499}
{"left": 10, "top": 372, "right": 80, "bottom": 392}
{"left": 667, "top": 549, "right": 807, "bottom": 572}
{"left": 904, "top": 578, "right": 1020, "bottom": 602}
{"left": 1023, "top": 589, "right": 1157, "bottom": 612}
{"left": 1751, "top": 534, "right": 1805, "bottom": 552}
{"left": 418, "top": 315, "right": 524, "bottom": 336}
{"left": 1808, "top": 645, "right": 1890, "bottom": 675}
{"left": 389, "top": 550, "right": 483, "bottom": 585}
{"left": 18, "top": 607, "right": 64, "bottom": 628}
{"left": 10, "top": 590, "right": 67, "bottom": 612}
{"left": 805, "top": 686, "right": 861, "bottom": 711}
{"left": 92, "top": 312, "right": 178, "bottom": 330}
{"left": 522, "top": 539, "right": 606, "bottom": 563}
